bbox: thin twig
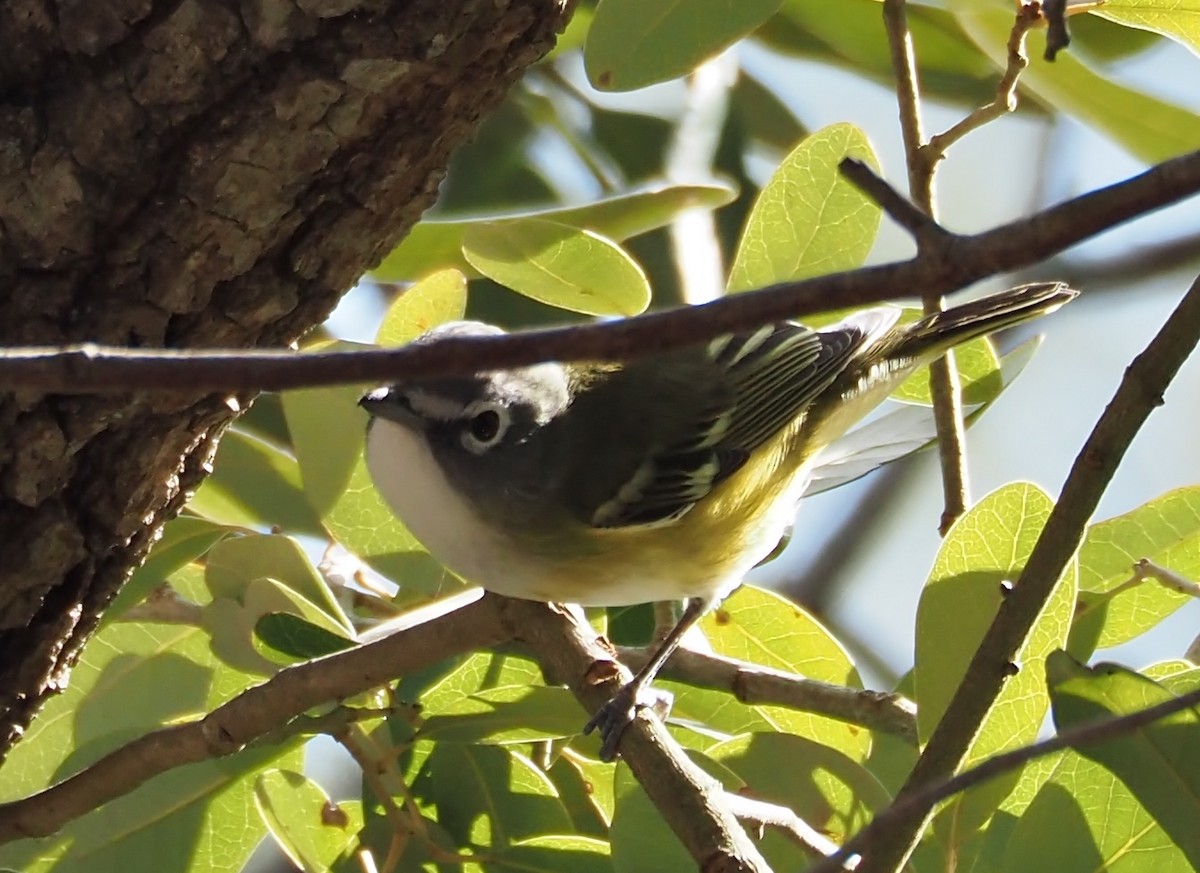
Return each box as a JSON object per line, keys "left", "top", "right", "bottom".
{"left": 926, "top": 4, "right": 1041, "bottom": 158}
{"left": 616, "top": 645, "right": 917, "bottom": 744}
{"left": 0, "top": 149, "right": 1198, "bottom": 394}
{"left": 724, "top": 792, "right": 849, "bottom": 865}
{"left": 882, "top": 0, "right": 929, "bottom": 201}
{"left": 814, "top": 679, "right": 1200, "bottom": 873}
{"left": 882, "top": 0, "right": 969, "bottom": 533}
{"left": 849, "top": 269, "right": 1200, "bottom": 872}
{"left": 838, "top": 159, "right": 944, "bottom": 243}
{"left": 1042, "top": 0, "right": 1071, "bottom": 60}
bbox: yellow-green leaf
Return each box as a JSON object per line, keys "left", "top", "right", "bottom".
{"left": 255, "top": 770, "right": 363, "bottom": 873}
{"left": 1048, "top": 654, "right": 1200, "bottom": 871}
{"left": 373, "top": 182, "right": 736, "bottom": 282}
{"left": 916, "top": 483, "right": 1076, "bottom": 845}
{"left": 1093, "top": 0, "right": 1200, "bottom": 58}
{"left": 463, "top": 219, "right": 650, "bottom": 316}
{"left": 584, "top": 0, "right": 783, "bottom": 91}
{"left": 376, "top": 267, "right": 467, "bottom": 346}
{"left": 1069, "top": 486, "right": 1200, "bottom": 658}
{"left": 728, "top": 122, "right": 881, "bottom": 292}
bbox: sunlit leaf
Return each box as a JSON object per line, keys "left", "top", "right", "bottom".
{"left": 0, "top": 568, "right": 300, "bottom": 873}
{"left": 255, "top": 770, "right": 362, "bottom": 873}
{"left": 1048, "top": 654, "right": 1200, "bottom": 871}
{"left": 428, "top": 744, "right": 572, "bottom": 848}
{"left": 708, "top": 732, "right": 890, "bottom": 868}
{"left": 916, "top": 483, "right": 1076, "bottom": 844}
{"left": 683, "top": 585, "right": 870, "bottom": 761}
{"left": 584, "top": 0, "right": 783, "bottom": 91}
{"left": 188, "top": 428, "right": 322, "bottom": 535}
{"left": 374, "top": 183, "right": 736, "bottom": 282}
{"left": 1069, "top": 486, "right": 1200, "bottom": 659}
{"left": 1092, "top": 0, "right": 1200, "bottom": 58}
{"left": 105, "top": 517, "right": 230, "bottom": 623}
{"left": 463, "top": 219, "right": 650, "bottom": 316}
{"left": 999, "top": 748, "right": 1191, "bottom": 873}
{"left": 375, "top": 268, "right": 468, "bottom": 346}
{"left": 728, "top": 123, "right": 881, "bottom": 291}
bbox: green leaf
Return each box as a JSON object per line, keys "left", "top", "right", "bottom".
{"left": 1000, "top": 748, "right": 1191, "bottom": 873}
{"left": 255, "top": 612, "right": 356, "bottom": 660}
{"left": 1048, "top": 654, "right": 1200, "bottom": 871}
{"left": 1092, "top": 0, "right": 1200, "bottom": 57}
{"left": 727, "top": 122, "right": 881, "bottom": 292}
{"left": 188, "top": 427, "right": 323, "bottom": 535}
{"left": 419, "top": 685, "right": 582, "bottom": 744}
{"left": 685, "top": 585, "right": 870, "bottom": 760}
{"left": 769, "top": 0, "right": 998, "bottom": 102}
{"left": 205, "top": 533, "right": 349, "bottom": 631}
{"left": 462, "top": 219, "right": 651, "bottom": 316}
{"left": 205, "top": 576, "right": 355, "bottom": 674}
{"left": 611, "top": 750, "right": 743, "bottom": 873}
{"left": 708, "top": 732, "right": 890, "bottom": 869}
{"left": 915, "top": 483, "right": 1076, "bottom": 842}
{"left": 375, "top": 267, "right": 468, "bottom": 346}
{"left": 105, "top": 517, "right": 230, "bottom": 624}
{"left": 0, "top": 571, "right": 301, "bottom": 873}
{"left": 255, "top": 770, "right": 363, "bottom": 873}
{"left": 584, "top": 0, "right": 783, "bottom": 91}
{"left": 1069, "top": 486, "right": 1200, "bottom": 659}
{"left": 491, "top": 835, "right": 611, "bottom": 872}
{"left": 282, "top": 381, "right": 368, "bottom": 520}
{"left": 373, "top": 182, "right": 736, "bottom": 283}
{"left": 956, "top": 5, "right": 1200, "bottom": 163}
{"left": 546, "top": 753, "right": 615, "bottom": 835}
{"left": 428, "top": 744, "right": 572, "bottom": 848}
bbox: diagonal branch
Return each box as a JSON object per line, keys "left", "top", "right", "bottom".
{"left": 495, "top": 597, "right": 774, "bottom": 872}
{"left": 848, "top": 267, "right": 1200, "bottom": 872}
{"left": 0, "top": 148, "right": 1198, "bottom": 394}
{"left": 0, "top": 594, "right": 507, "bottom": 844}
{"left": 813, "top": 677, "right": 1200, "bottom": 872}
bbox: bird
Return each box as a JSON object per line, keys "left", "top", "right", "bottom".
{"left": 360, "top": 281, "right": 1076, "bottom": 760}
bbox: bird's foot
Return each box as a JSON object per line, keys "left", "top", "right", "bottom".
{"left": 583, "top": 680, "right": 673, "bottom": 761}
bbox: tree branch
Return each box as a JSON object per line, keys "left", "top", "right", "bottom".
{"left": 0, "top": 594, "right": 507, "bottom": 843}
{"left": 813, "top": 678, "right": 1200, "bottom": 872}
{"left": 926, "top": 4, "right": 1041, "bottom": 157}
{"left": 882, "top": 0, "right": 971, "bottom": 533}
{"left": 0, "top": 148, "right": 1197, "bottom": 394}
{"left": 849, "top": 267, "right": 1200, "bottom": 872}
{"left": 618, "top": 645, "right": 917, "bottom": 744}
{"left": 725, "top": 793, "right": 846, "bottom": 865}
{"left": 496, "top": 597, "right": 774, "bottom": 872}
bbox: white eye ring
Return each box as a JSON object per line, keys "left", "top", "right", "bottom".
{"left": 460, "top": 401, "right": 510, "bottom": 454}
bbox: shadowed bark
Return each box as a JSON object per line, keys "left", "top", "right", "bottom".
{"left": 0, "top": 0, "right": 570, "bottom": 760}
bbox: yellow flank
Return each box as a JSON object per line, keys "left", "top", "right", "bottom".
{"left": 510, "top": 417, "right": 808, "bottom": 605}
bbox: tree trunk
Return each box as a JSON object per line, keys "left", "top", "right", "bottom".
{"left": 0, "top": 0, "right": 570, "bottom": 760}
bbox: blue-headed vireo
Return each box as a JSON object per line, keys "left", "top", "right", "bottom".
{"left": 360, "top": 281, "right": 1076, "bottom": 760}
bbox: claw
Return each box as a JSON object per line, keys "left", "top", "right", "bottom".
{"left": 583, "top": 681, "right": 673, "bottom": 761}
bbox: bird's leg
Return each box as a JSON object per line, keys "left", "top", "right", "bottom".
{"left": 584, "top": 595, "right": 714, "bottom": 761}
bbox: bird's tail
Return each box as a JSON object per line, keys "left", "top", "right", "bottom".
{"left": 896, "top": 281, "right": 1077, "bottom": 360}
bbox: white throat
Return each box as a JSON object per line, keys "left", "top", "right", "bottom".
{"left": 364, "top": 419, "right": 507, "bottom": 588}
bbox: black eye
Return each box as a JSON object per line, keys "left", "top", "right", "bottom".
{"left": 468, "top": 409, "right": 503, "bottom": 444}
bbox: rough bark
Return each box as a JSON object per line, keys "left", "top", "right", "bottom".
{"left": 0, "top": 0, "right": 570, "bottom": 760}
